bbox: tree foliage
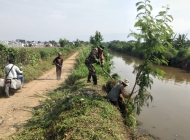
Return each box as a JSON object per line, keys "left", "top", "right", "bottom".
{"left": 49, "top": 40, "right": 57, "bottom": 47}
{"left": 59, "top": 38, "right": 69, "bottom": 47}
{"left": 128, "top": 0, "right": 174, "bottom": 115}
{"left": 90, "top": 31, "right": 103, "bottom": 48}
{"left": 0, "top": 43, "right": 7, "bottom": 51}
{"left": 74, "top": 39, "right": 82, "bottom": 47}
{"left": 172, "top": 34, "right": 189, "bottom": 50}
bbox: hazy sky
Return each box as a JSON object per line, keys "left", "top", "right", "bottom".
{"left": 0, "top": 0, "right": 190, "bottom": 42}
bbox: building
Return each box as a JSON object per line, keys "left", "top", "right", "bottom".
{"left": 16, "top": 39, "right": 25, "bottom": 44}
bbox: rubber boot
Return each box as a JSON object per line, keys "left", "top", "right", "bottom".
{"left": 87, "top": 73, "right": 91, "bottom": 83}
{"left": 92, "top": 75, "right": 97, "bottom": 85}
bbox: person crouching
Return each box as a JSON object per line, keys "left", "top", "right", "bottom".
{"left": 106, "top": 79, "right": 130, "bottom": 112}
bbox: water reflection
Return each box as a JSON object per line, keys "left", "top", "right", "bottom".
{"left": 111, "top": 51, "right": 190, "bottom": 85}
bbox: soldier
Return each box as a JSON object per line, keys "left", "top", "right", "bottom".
{"left": 53, "top": 52, "right": 63, "bottom": 80}
{"left": 85, "top": 45, "right": 105, "bottom": 85}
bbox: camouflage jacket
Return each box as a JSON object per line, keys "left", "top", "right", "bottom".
{"left": 85, "top": 48, "right": 104, "bottom": 64}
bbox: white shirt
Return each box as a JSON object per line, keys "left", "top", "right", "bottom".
{"left": 4, "top": 64, "right": 23, "bottom": 79}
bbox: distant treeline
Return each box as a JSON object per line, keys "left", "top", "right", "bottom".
{"left": 107, "top": 38, "right": 190, "bottom": 71}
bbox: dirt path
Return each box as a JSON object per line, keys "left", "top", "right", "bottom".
{"left": 0, "top": 52, "right": 78, "bottom": 139}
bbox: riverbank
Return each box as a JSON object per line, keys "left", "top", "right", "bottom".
{"left": 107, "top": 41, "right": 190, "bottom": 72}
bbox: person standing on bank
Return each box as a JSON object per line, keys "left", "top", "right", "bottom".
{"left": 85, "top": 45, "right": 105, "bottom": 85}
{"left": 53, "top": 52, "right": 63, "bottom": 80}
{"left": 106, "top": 79, "right": 130, "bottom": 112}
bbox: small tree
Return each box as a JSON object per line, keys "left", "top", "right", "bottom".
{"left": 59, "top": 38, "right": 69, "bottom": 47}
{"left": 90, "top": 31, "right": 103, "bottom": 48}
{"left": 74, "top": 39, "right": 81, "bottom": 47}
{"left": 49, "top": 40, "right": 57, "bottom": 47}
{"left": 128, "top": 0, "right": 174, "bottom": 115}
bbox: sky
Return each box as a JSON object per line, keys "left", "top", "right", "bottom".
{"left": 0, "top": 0, "right": 190, "bottom": 42}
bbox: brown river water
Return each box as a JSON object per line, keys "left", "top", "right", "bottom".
{"left": 110, "top": 52, "right": 190, "bottom": 140}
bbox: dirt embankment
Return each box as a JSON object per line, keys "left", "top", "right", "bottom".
{"left": 0, "top": 52, "right": 78, "bottom": 139}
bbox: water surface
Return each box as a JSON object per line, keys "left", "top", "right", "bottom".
{"left": 111, "top": 52, "right": 190, "bottom": 140}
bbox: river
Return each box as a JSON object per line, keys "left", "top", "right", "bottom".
{"left": 110, "top": 52, "right": 190, "bottom": 140}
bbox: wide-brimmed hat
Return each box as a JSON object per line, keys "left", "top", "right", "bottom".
{"left": 122, "top": 79, "right": 130, "bottom": 86}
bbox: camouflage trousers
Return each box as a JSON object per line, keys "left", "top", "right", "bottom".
{"left": 85, "top": 63, "right": 97, "bottom": 85}
{"left": 85, "top": 63, "right": 96, "bottom": 75}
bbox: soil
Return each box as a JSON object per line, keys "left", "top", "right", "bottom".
{"left": 0, "top": 52, "right": 78, "bottom": 139}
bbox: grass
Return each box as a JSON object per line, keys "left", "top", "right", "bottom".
{"left": 8, "top": 76, "right": 131, "bottom": 140}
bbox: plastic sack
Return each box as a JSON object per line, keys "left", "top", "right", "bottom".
{"left": 11, "top": 79, "right": 22, "bottom": 89}
{"left": 0, "top": 79, "right": 5, "bottom": 87}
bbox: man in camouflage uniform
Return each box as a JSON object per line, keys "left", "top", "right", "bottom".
{"left": 85, "top": 45, "right": 105, "bottom": 85}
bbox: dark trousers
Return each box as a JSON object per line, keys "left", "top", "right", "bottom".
{"left": 56, "top": 66, "right": 62, "bottom": 80}
{"left": 110, "top": 100, "right": 119, "bottom": 106}
{"left": 109, "top": 97, "right": 126, "bottom": 114}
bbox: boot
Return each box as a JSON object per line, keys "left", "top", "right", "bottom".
{"left": 92, "top": 75, "right": 97, "bottom": 85}
{"left": 87, "top": 73, "right": 91, "bottom": 83}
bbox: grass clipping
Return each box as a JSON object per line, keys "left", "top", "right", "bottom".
{"left": 11, "top": 88, "right": 129, "bottom": 140}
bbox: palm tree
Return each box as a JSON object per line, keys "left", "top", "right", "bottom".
{"left": 174, "top": 34, "right": 188, "bottom": 50}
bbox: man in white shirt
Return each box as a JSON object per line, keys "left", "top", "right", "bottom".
{"left": 4, "top": 59, "right": 24, "bottom": 85}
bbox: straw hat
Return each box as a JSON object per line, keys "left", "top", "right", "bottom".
{"left": 122, "top": 79, "right": 130, "bottom": 86}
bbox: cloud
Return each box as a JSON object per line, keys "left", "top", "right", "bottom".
{"left": 1, "top": 0, "right": 190, "bottom": 41}
{"left": 172, "top": 18, "right": 190, "bottom": 33}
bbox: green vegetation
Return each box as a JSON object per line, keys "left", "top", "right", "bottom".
{"left": 172, "top": 34, "right": 190, "bottom": 50}
{"left": 59, "top": 38, "right": 69, "bottom": 47}
{"left": 108, "top": 40, "right": 190, "bottom": 71}
{"left": 0, "top": 44, "right": 79, "bottom": 96}
{"left": 12, "top": 89, "right": 129, "bottom": 140}
{"left": 7, "top": 46, "right": 155, "bottom": 140}
{"left": 90, "top": 31, "right": 104, "bottom": 48}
